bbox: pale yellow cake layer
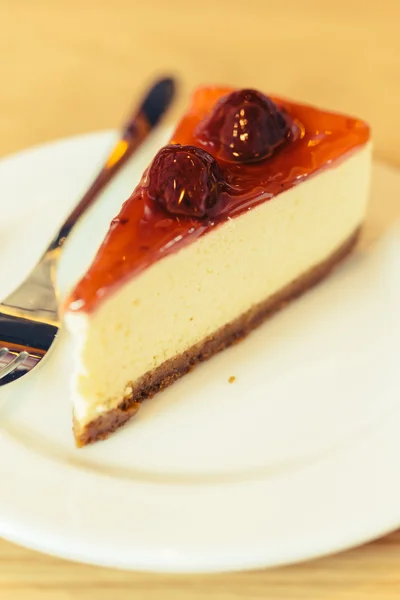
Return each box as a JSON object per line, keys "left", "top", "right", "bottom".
{"left": 66, "top": 143, "right": 371, "bottom": 426}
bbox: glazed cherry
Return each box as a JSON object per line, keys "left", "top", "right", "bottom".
{"left": 146, "top": 144, "right": 225, "bottom": 219}
{"left": 195, "top": 89, "right": 292, "bottom": 163}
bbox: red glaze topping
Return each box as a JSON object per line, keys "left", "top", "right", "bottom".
{"left": 66, "top": 86, "right": 370, "bottom": 313}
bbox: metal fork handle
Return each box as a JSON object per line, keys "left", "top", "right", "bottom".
{"left": 0, "top": 78, "right": 176, "bottom": 384}
{"left": 50, "top": 76, "right": 176, "bottom": 251}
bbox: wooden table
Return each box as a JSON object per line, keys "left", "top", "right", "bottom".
{"left": 0, "top": 0, "right": 399, "bottom": 597}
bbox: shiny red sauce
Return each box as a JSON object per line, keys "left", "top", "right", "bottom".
{"left": 66, "top": 86, "right": 370, "bottom": 313}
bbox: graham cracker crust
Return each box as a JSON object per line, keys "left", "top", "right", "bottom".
{"left": 74, "top": 227, "right": 360, "bottom": 447}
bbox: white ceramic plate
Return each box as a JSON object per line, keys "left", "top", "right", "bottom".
{"left": 0, "top": 128, "right": 400, "bottom": 573}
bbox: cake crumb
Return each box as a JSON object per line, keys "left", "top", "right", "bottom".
{"left": 228, "top": 376, "right": 236, "bottom": 384}
{"left": 123, "top": 385, "right": 133, "bottom": 398}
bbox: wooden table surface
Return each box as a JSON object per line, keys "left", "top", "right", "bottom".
{"left": 0, "top": 0, "right": 399, "bottom": 598}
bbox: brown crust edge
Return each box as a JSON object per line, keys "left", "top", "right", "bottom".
{"left": 74, "top": 227, "right": 360, "bottom": 447}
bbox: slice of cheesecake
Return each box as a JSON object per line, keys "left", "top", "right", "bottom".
{"left": 64, "top": 86, "right": 371, "bottom": 446}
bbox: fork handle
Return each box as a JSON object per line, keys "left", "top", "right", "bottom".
{"left": 50, "top": 77, "right": 175, "bottom": 250}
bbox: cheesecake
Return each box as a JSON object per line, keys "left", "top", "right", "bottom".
{"left": 64, "top": 86, "right": 371, "bottom": 446}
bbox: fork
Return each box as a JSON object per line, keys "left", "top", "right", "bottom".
{"left": 0, "top": 77, "right": 176, "bottom": 385}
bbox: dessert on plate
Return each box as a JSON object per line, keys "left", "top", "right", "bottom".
{"left": 64, "top": 86, "right": 371, "bottom": 446}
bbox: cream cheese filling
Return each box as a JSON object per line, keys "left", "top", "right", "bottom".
{"left": 66, "top": 143, "right": 372, "bottom": 426}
